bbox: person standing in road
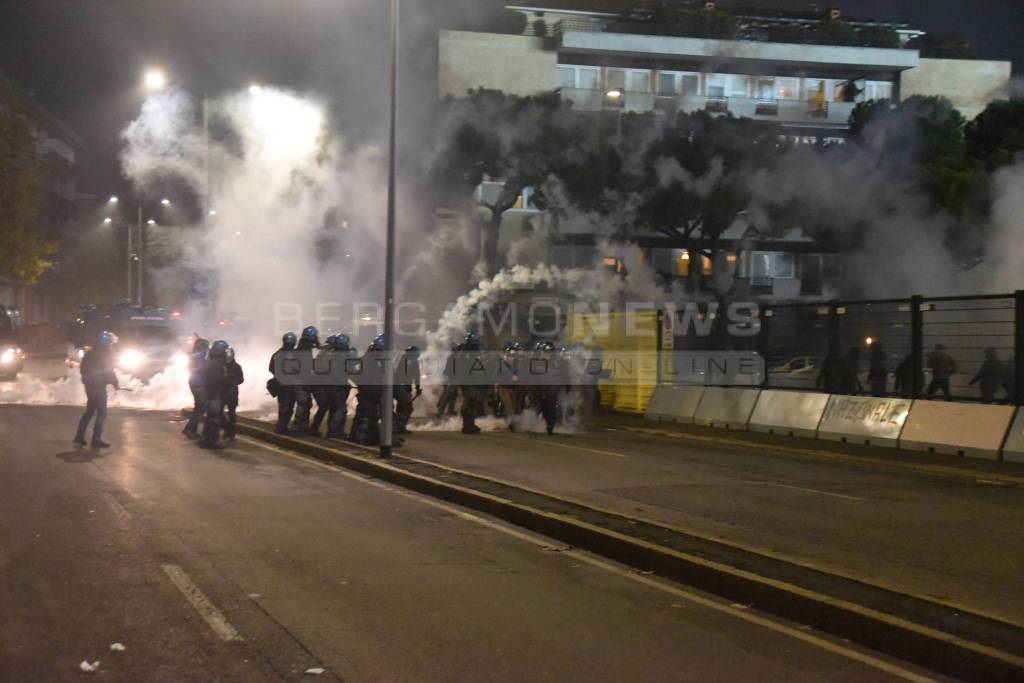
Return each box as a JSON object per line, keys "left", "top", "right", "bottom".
{"left": 74, "top": 331, "right": 119, "bottom": 448}
{"left": 183, "top": 337, "right": 210, "bottom": 439}
{"left": 394, "top": 345, "right": 422, "bottom": 436}
{"left": 927, "top": 343, "right": 957, "bottom": 401}
{"left": 200, "top": 340, "right": 230, "bottom": 449}
{"left": 223, "top": 347, "right": 244, "bottom": 441}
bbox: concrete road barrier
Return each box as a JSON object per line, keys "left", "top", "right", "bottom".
{"left": 693, "top": 387, "right": 760, "bottom": 430}
{"left": 748, "top": 391, "right": 830, "bottom": 438}
{"left": 900, "top": 401, "right": 1015, "bottom": 461}
{"left": 644, "top": 385, "right": 705, "bottom": 424}
{"left": 817, "top": 395, "right": 912, "bottom": 447}
{"left": 1001, "top": 409, "right": 1024, "bottom": 463}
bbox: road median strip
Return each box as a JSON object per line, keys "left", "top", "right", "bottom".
{"left": 228, "top": 414, "right": 1024, "bottom": 682}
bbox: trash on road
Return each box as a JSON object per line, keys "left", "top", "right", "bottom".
{"left": 78, "top": 660, "right": 101, "bottom": 673}
{"left": 304, "top": 667, "right": 327, "bottom": 675}
{"left": 109, "top": 643, "right": 126, "bottom": 651}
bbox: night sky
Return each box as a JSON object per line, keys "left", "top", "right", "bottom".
{"left": 0, "top": 0, "right": 1020, "bottom": 197}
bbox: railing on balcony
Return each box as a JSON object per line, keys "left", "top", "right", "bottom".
{"left": 561, "top": 87, "right": 856, "bottom": 126}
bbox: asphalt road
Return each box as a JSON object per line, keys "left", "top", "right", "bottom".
{"left": 396, "top": 419, "right": 1024, "bottom": 627}
{"left": 0, "top": 405, "right": 940, "bottom": 682}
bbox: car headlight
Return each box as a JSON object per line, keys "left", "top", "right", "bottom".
{"left": 173, "top": 352, "right": 188, "bottom": 369}
{"left": 119, "top": 349, "right": 145, "bottom": 371}
{"left": 0, "top": 348, "right": 14, "bottom": 365}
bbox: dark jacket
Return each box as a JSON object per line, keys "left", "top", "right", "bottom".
{"left": 970, "top": 359, "right": 1004, "bottom": 397}
{"left": 205, "top": 358, "right": 229, "bottom": 402}
{"left": 80, "top": 348, "right": 118, "bottom": 391}
{"left": 189, "top": 351, "right": 208, "bottom": 388}
{"left": 928, "top": 351, "right": 957, "bottom": 381}
{"left": 225, "top": 360, "right": 244, "bottom": 405}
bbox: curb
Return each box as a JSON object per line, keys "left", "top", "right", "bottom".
{"left": 232, "top": 416, "right": 1024, "bottom": 682}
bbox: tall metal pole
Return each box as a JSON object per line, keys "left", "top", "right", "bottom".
{"left": 203, "top": 96, "right": 210, "bottom": 230}
{"left": 137, "top": 205, "right": 144, "bottom": 306}
{"left": 126, "top": 220, "right": 133, "bottom": 303}
{"left": 380, "top": 0, "right": 399, "bottom": 458}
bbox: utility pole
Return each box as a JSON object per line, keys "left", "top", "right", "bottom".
{"left": 380, "top": 0, "right": 399, "bottom": 459}
{"left": 137, "top": 205, "right": 144, "bottom": 306}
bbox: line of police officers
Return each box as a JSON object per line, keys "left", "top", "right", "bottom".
{"left": 267, "top": 328, "right": 579, "bottom": 445}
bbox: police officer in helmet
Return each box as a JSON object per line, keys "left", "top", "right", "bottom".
{"left": 200, "top": 340, "right": 231, "bottom": 449}
{"left": 74, "top": 331, "right": 119, "bottom": 448}
{"left": 269, "top": 332, "right": 298, "bottom": 434}
{"left": 183, "top": 337, "right": 210, "bottom": 439}
{"left": 292, "top": 326, "right": 320, "bottom": 434}
{"left": 460, "top": 332, "right": 485, "bottom": 435}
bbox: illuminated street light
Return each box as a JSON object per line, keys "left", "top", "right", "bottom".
{"left": 143, "top": 68, "right": 167, "bottom": 91}
{"left": 108, "top": 196, "right": 119, "bottom": 204}
{"left": 249, "top": 84, "right": 263, "bottom": 95}
{"left": 147, "top": 219, "right": 156, "bottom": 226}
{"left": 160, "top": 198, "right": 171, "bottom": 206}
{"left": 103, "top": 218, "right": 113, "bottom": 225}
{"left": 606, "top": 88, "right": 624, "bottom": 101}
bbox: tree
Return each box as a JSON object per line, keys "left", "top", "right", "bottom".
{"left": 967, "top": 100, "right": 1024, "bottom": 171}
{"left": 0, "top": 80, "right": 55, "bottom": 284}
{"left": 431, "top": 89, "right": 589, "bottom": 276}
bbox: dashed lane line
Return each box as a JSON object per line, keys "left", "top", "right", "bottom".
{"left": 161, "top": 564, "right": 244, "bottom": 642}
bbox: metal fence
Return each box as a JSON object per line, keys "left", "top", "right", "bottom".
{"left": 675, "top": 293, "right": 1024, "bottom": 405}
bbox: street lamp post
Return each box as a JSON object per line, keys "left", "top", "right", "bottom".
{"left": 380, "top": 0, "right": 400, "bottom": 459}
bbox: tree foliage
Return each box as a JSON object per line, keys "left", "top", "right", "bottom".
{"left": 0, "top": 81, "right": 55, "bottom": 284}
{"left": 966, "top": 100, "right": 1024, "bottom": 171}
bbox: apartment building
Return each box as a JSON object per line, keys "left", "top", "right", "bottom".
{"left": 440, "top": 1, "right": 1013, "bottom": 302}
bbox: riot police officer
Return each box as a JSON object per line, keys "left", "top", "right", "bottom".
{"left": 349, "top": 335, "right": 385, "bottom": 445}
{"left": 460, "top": 333, "right": 485, "bottom": 435}
{"left": 395, "top": 345, "right": 422, "bottom": 435}
{"left": 183, "top": 337, "right": 210, "bottom": 439}
{"left": 311, "top": 334, "right": 354, "bottom": 438}
{"left": 497, "top": 342, "right": 526, "bottom": 430}
{"left": 200, "top": 340, "right": 230, "bottom": 449}
{"left": 269, "top": 332, "right": 297, "bottom": 435}
{"left": 223, "top": 347, "right": 244, "bottom": 441}
{"left": 292, "top": 326, "right": 320, "bottom": 434}
{"left": 74, "top": 331, "right": 119, "bottom": 448}
{"left": 533, "top": 341, "right": 561, "bottom": 435}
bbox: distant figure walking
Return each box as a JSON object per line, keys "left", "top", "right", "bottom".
{"left": 839, "top": 347, "right": 863, "bottom": 395}
{"left": 969, "top": 347, "right": 1005, "bottom": 404}
{"left": 74, "top": 331, "right": 119, "bottom": 448}
{"left": 926, "top": 344, "right": 957, "bottom": 401}
{"left": 868, "top": 344, "right": 888, "bottom": 397}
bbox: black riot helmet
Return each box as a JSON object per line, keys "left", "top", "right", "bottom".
{"left": 282, "top": 332, "right": 297, "bottom": 350}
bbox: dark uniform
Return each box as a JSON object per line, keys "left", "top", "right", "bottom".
{"left": 349, "top": 335, "right": 403, "bottom": 446}
{"left": 223, "top": 348, "right": 244, "bottom": 440}
{"left": 269, "top": 332, "right": 297, "bottom": 434}
{"left": 183, "top": 338, "right": 210, "bottom": 439}
{"left": 395, "top": 346, "right": 422, "bottom": 435}
{"left": 436, "top": 345, "right": 459, "bottom": 419}
{"left": 74, "top": 331, "right": 119, "bottom": 448}
{"left": 311, "top": 334, "right": 354, "bottom": 438}
{"left": 532, "top": 342, "right": 563, "bottom": 435}
{"left": 927, "top": 344, "right": 957, "bottom": 401}
{"left": 497, "top": 342, "right": 526, "bottom": 430}
{"left": 459, "top": 334, "right": 485, "bottom": 435}
{"left": 970, "top": 348, "right": 1005, "bottom": 403}
{"left": 292, "top": 326, "right": 320, "bottom": 434}
{"left": 200, "top": 340, "right": 230, "bottom": 449}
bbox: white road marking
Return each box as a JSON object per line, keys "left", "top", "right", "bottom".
{"left": 239, "top": 436, "right": 936, "bottom": 682}
{"left": 510, "top": 435, "right": 631, "bottom": 459}
{"left": 762, "top": 483, "right": 867, "bottom": 502}
{"left": 161, "top": 564, "right": 243, "bottom": 642}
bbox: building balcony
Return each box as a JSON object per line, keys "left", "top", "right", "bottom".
{"left": 562, "top": 88, "right": 857, "bottom": 128}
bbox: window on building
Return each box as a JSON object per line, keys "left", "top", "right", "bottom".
{"left": 657, "top": 72, "right": 700, "bottom": 97}
{"left": 557, "top": 65, "right": 600, "bottom": 90}
{"left": 627, "top": 69, "right": 651, "bottom": 93}
{"left": 607, "top": 68, "right": 626, "bottom": 91}
{"left": 751, "top": 252, "right": 795, "bottom": 279}
{"left": 557, "top": 67, "right": 576, "bottom": 90}
{"left": 706, "top": 74, "right": 726, "bottom": 99}
{"left": 756, "top": 78, "right": 775, "bottom": 100}
{"left": 864, "top": 81, "right": 893, "bottom": 101}
{"left": 777, "top": 78, "right": 799, "bottom": 100}
{"left": 730, "top": 75, "right": 750, "bottom": 98}
{"left": 677, "top": 250, "right": 712, "bottom": 277}
{"left": 657, "top": 72, "right": 677, "bottom": 96}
